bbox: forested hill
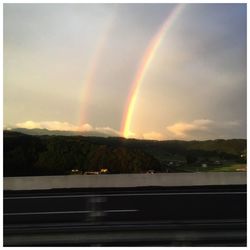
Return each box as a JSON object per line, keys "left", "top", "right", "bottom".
{"left": 4, "top": 131, "right": 246, "bottom": 177}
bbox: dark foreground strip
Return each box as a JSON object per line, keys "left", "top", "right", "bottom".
{"left": 4, "top": 220, "right": 246, "bottom": 246}
{"left": 4, "top": 185, "right": 246, "bottom": 246}
{"left": 4, "top": 184, "right": 246, "bottom": 197}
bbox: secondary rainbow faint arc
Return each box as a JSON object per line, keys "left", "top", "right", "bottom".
{"left": 79, "top": 12, "right": 116, "bottom": 126}
{"left": 79, "top": 35, "right": 107, "bottom": 125}
{"left": 120, "top": 4, "right": 185, "bottom": 138}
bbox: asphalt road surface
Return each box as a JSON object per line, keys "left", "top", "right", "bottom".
{"left": 4, "top": 185, "right": 246, "bottom": 246}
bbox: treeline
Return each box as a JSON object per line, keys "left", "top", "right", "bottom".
{"left": 4, "top": 131, "right": 246, "bottom": 177}
{"left": 4, "top": 132, "right": 161, "bottom": 176}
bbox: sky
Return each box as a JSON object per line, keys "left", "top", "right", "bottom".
{"left": 3, "top": 3, "right": 246, "bottom": 140}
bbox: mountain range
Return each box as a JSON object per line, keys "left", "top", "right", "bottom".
{"left": 9, "top": 127, "right": 117, "bottom": 137}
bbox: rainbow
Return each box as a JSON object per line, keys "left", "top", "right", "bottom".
{"left": 120, "top": 4, "right": 184, "bottom": 138}
{"left": 79, "top": 35, "right": 107, "bottom": 125}
{"left": 79, "top": 12, "right": 116, "bottom": 126}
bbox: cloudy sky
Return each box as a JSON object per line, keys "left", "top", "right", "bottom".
{"left": 4, "top": 3, "right": 246, "bottom": 140}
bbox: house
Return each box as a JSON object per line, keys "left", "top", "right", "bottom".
{"left": 71, "top": 169, "right": 83, "bottom": 175}
{"left": 84, "top": 171, "right": 99, "bottom": 175}
{"left": 100, "top": 168, "right": 109, "bottom": 174}
{"left": 146, "top": 170, "right": 155, "bottom": 174}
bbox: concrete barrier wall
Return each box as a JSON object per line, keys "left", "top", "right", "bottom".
{"left": 4, "top": 172, "right": 246, "bottom": 190}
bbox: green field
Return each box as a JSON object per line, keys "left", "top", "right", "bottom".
{"left": 209, "top": 164, "right": 247, "bottom": 172}
{"left": 173, "top": 163, "right": 247, "bottom": 173}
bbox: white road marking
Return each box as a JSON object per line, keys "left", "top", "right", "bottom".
{"left": 5, "top": 210, "right": 91, "bottom": 216}
{"left": 4, "top": 191, "right": 246, "bottom": 200}
{"left": 104, "top": 209, "right": 138, "bottom": 213}
{"left": 4, "top": 209, "right": 138, "bottom": 216}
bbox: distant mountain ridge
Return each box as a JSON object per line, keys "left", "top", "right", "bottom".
{"left": 9, "top": 128, "right": 117, "bottom": 137}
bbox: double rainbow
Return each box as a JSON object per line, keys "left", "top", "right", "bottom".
{"left": 120, "top": 4, "right": 184, "bottom": 138}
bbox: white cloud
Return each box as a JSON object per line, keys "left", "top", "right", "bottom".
{"left": 16, "top": 121, "right": 79, "bottom": 131}
{"left": 16, "top": 121, "right": 43, "bottom": 130}
{"left": 167, "top": 119, "right": 213, "bottom": 138}
{"left": 12, "top": 119, "right": 242, "bottom": 140}
{"left": 166, "top": 119, "right": 240, "bottom": 140}
{"left": 95, "top": 126, "right": 120, "bottom": 136}
{"left": 123, "top": 130, "right": 137, "bottom": 139}
{"left": 143, "top": 131, "right": 163, "bottom": 140}
{"left": 78, "top": 123, "right": 93, "bottom": 132}
{"left": 15, "top": 120, "right": 120, "bottom": 136}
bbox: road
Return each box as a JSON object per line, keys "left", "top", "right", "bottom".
{"left": 4, "top": 185, "right": 247, "bottom": 246}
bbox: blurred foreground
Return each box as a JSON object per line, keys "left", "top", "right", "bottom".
{"left": 4, "top": 172, "right": 246, "bottom": 246}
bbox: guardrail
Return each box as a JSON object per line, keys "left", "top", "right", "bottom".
{"left": 4, "top": 172, "right": 246, "bottom": 190}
